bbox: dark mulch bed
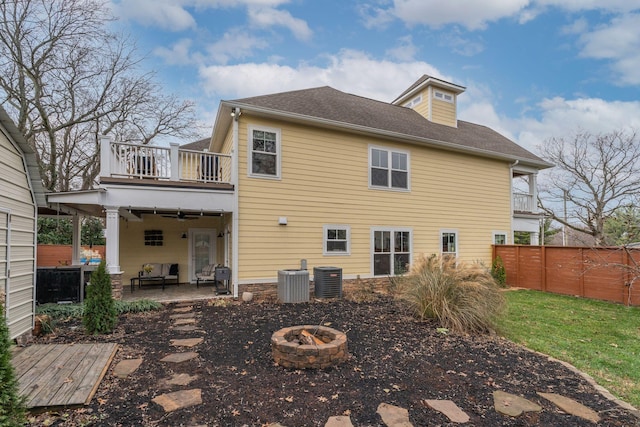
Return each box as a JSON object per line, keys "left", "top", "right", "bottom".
{"left": 27, "top": 296, "right": 639, "bottom": 426}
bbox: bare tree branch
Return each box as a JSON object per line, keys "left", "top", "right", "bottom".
{"left": 538, "top": 130, "right": 640, "bottom": 246}
{"left": 0, "top": 0, "right": 201, "bottom": 191}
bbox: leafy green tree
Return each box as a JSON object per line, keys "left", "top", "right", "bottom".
{"left": 0, "top": 296, "right": 26, "bottom": 426}
{"left": 603, "top": 206, "right": 640, "bottom": 246}
{"left": 38, "top": 217, "right": 105, "bottom": 245}
{"left": 83, "top": 261, "right": 117, "bottom": 334}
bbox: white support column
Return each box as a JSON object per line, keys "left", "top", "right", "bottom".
{"left": 530, "top": 231, "right": 540, "bottom": 245}
{"left": 231, "top": 108, "right": 240, "bottom": 298}
{"left": 529, "top": 173, "right": 538, "bottom": 213}
{"left": 99, "top": 135, "right": 112, "bottom": 178}
{"left": 71, "top": 214, "right": 82, "bottom": 265}
{"left": 104, "top": 206, "right": 121, "bottom": 274}
{"left": 170, "top": 142, "right": 180, "bottom": 181}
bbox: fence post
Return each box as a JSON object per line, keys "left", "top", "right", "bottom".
{"left": 623, "top": 248, "right": 630, "bottom": 306}
{"left": 515, "top": 245, "right": 520, "bottom": 288}
{"left": 540, "top": 245, "right": 546, "bottom": 292}
{"left": 578, "top": 248, "right": 585, "bottom": 298}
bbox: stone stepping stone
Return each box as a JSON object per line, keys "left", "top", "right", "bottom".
{"left": 170, "top": 313, "right": 196, "bottom": 319}
{"left": 325, "top": 415, "right": 354, "bottom": 426}
{"left": 152, "top": 388, "right": 201, "bottom": 412}
{"left": 113, "top": 358, "right": 143, "bottom": 379}
{"left": 160, "top": 352, "right": 199, "bottom": 363}
{"left": 170, "top": 338, "right": 203, "bottom": 347}
{"left": 159, "top": 373, "right": 199, "bottom": 388}
{"left": 537, "top": 392, "right": 601, "bottom": 423}
{"left": 172, "top": 307, "right": 193, "bottom": 313}
{"left": 423, "top": 399, "right": 470, "bottom": 423}
{"left": 377, "top": 403, "right": 413, "bottom": 427}
{"left": 171, "top": 325, "right": 204, "bottom": 332}
{"left": 493, "top": 391, "right": 542, "bottom": 417}
{"left": 174, "top": 318, "right": 197, "bottom": 325}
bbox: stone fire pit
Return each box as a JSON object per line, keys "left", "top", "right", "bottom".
{"left": 271, "top": 325, "right": 348, "bottom": 369}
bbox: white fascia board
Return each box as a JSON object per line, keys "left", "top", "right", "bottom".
{"left": 47, "top": 185, "right": 234, "bottom": 212}
{"left": 99, "top": 184, "right": 234, "bottom": 212}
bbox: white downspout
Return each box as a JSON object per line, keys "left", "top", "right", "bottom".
{"left": 231, "top": 108, "right": 240, "bottom": 298}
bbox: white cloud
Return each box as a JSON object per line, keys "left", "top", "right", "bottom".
{"left": 385, "top": 36, "right": 418, "bottom": 61}
{"left": 206, "top": 28, "right": 269, "bottom": 64}
{"left": 514, "top": 97, "right": 640, "bottom": 152}
{"left": 247, "top": 6, "right": 313, "bottom": 41}
{"left": 369, "top": 0, "right": 531, "bottom": 30}
{"left": 154, "top": 39, "right": 196, "bottom": 65}
{"left": 198, "top": 49, "right": 446, "bottom": 101}
{"left": 561, "top": 18, "right": 589, "bottom": 35}
{"left": 112, "top": 0, "right": 196, "bottom": 31}
{"left": 363, "top": 0, "right": 640, "bottom": 31}
{"left": 439, "top": 31, "right": 485, "bottom": 56}
{"left": 535, "top": 0, "right": 640, "bottom": 13}
{"left": 576, "top": 13, "right": 640, "bottom": 85}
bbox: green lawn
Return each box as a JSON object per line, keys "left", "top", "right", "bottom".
{"left": 498, "top": 289, "right": 640, "bottom": 409}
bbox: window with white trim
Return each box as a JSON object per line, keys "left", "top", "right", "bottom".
{"left": 441, "top": 230, "right": 458, "bottom": 259}
{"left": 493, "top": 232, "right": 507, "bottom": 245}
{"left": 248, "top": 126, "right": 280, "bottom": 178}
{"left": 323, "top": 225, "right": 350, "bottom": 255}
{"left": 370, "top": 146, "right": 409, "bottom": 190}
{"left": 372, "top": 228, "right": 411, "bottom": 276}
{"left": 434, "top": 90, "right": 454, "bottom": 103}
{"left": 403, "top": 94, "right": 422, "bottom": 108}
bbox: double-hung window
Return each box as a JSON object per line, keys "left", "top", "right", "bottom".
{"left": 323, "top": 225, "right": 350, "bottom": 255}
{"left": 441, "top": 230, "right": 458, "bottom": 260}
{"left": 493, "top": 232, "right": 507, "bottom": 245}
{"left": 370, "top": 146, "right": 409, "bottom": 190}
{"left": 372, "top": 228, "right": 411, "bottom": 276}
{"left": 249, "top": 126, "right": 280, "bottom": 179}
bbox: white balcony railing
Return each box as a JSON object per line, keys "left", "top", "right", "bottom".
{"left": 513, "top": 192, "right": 535, "bottom": 213}
{"left": 99, "top": 138, "right": 232, "bottom": 185}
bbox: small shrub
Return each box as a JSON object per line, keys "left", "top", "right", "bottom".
{"left": 0, "top": 293, "right": 27, "bottom": 426}
{"left": 37, "top": 302, "right": 84, "bottom": 321}
{"left": 114, "top": 299, "right": 162, "bottom": 314}
{"left": 491, "top": 255, "right": 507, "bottom": 288}
{"left": 83, "top": 261, "right": 117, "bottom": 334}
{"left": 37, "top": 299, "right": 162, "bottom": 322}
{"left": 397, "top": 255, "right": 505, "bottom": 334}
{"left": 346, "top": 276, "right": 377, "bottom": 303}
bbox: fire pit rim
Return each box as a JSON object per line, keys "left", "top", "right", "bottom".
{"left": 271, "top": 324, "right": 348, "bottom": 369}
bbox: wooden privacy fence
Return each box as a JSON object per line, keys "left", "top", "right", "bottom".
{"left": 37, "top": 245, "right": 106, "bottom": 267}
{"left": 493, "top": 245, "right": 640, "bottom": 306}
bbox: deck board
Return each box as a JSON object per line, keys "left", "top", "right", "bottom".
{"left": 12, "top": 343, "right": 118, "bottom": 408}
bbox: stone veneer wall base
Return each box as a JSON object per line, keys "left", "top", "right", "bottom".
{"left": 239, "top": 277, "right": 391, "bottom": 303}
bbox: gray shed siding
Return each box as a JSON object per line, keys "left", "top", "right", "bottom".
{"left": 0, "top": 124, "right": 37, "bottom": 339}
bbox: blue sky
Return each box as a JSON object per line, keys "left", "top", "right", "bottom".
{"left": 109, "top": 0, "right": 640, "bottom": 153}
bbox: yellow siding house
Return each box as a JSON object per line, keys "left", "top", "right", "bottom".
{"left": 47, "top": 75, "right": 551, "bottom": 299}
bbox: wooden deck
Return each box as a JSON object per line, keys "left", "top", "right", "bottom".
{"left": 12, "top": 343, "right": 118, "bottom": 408}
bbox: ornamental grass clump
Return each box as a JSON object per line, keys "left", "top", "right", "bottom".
{"left": 398, "top": 255, "right": 505, "bottom": 334}
{"left": 83, "top": 261, "right": 117, "bottom": 334}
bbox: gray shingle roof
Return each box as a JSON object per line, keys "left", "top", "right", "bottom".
{"left": 230, "top": 86, "right": 550, "bottom": 167}
{"left": 181, "top": 137, "right": 210, "bottom": 151}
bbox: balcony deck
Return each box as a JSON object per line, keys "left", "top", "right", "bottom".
{"left": 100, "top": 140, "right": 232, "bottom": 186}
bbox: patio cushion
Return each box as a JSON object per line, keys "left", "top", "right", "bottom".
{"left": 147, "top": 263, "right": 163, "bottom": 276}
{"left": 199, "top": 264, "right": 215, "bottom": 277}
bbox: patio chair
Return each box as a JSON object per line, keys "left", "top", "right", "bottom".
{"left": 196, "top": 264, "right": 216, "bottom": 287}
